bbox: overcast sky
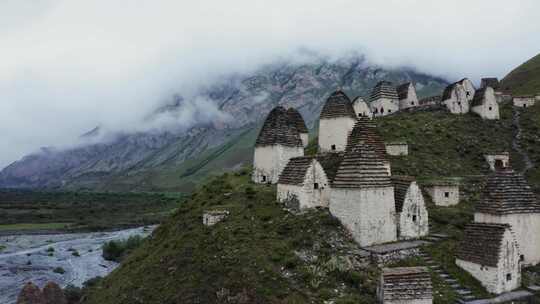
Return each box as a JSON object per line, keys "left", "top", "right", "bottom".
{"left": 1, "top": 0, "right": 540, "bottom": 169}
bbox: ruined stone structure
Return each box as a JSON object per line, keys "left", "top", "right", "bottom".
{"left": 352, "top": 96, "right": 373, "bottom": 118}
{"left": 286, "top": 108, "right": 309, "bottom": 147}
{"left": 474, "top": 168, "right": 540, "bottom": 266}
{"left": 385, "top": 142, "right": 408, "bottom": 156}
{"left": 397, "top": 82, "right": 419, "bottom": 110}
{"left": 252, "top": 106, "right": 304, "bottom": 184}
{"left": 318, "top": 90, "right": 357, "bottom": 152}
{"left": 346, "top": 116, "right": 391, "bottom": 175}
{"left": 203, "top": 210, "right": 229, "bottom": 226}
{"left": 513, "top": 96, "right": 536, "bottom": 108}
{"left": 471, "top": 87, "right": 500, "bottom": 120}
{"left": 442, "top": 78, "right": 475, "bottom": 114}
{"left": 424, "top": 180, "right": 460, "bottom": 206}
{"left": 330, "top": 143, "right": 397, "bottom": 247}
{"left": 369, "top": 81, "right": 399, "bottom": 117}
{"left": 392, "top": 176, "right": 429, "bottom": 240}
{"left": 456, "top": 223, "right": 521, "bottom": 295}
{"left": 277, "top": 153, "right": 342, "bottom": 210}
{"left": 484, "top": 152, "right": 510, "bottom": 171}
{"left": 481, "top": 77, "right": 500, "bottom": 89}
{"left": 377, "top": 267, "right": 433, "bottom": 304}
{"left": 418, "top": 95, "right": 441, "bottom": 107}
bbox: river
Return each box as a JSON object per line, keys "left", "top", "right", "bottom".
{"left": 0, "top": 226, "right": 154, "bottom": 304}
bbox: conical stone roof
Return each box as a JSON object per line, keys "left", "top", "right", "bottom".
{"left": 369, "top": 81, "right": 399, "bottom": 101}
{"left": 255, "top": 106, "right": 302, "bottom": 147}
{"left": 286, "top": 108, "right": 308, "bottom": 133}
{"left": 475, "top": 168, "right": 540, "bottom": 215}
{"left": 345, "top": 116, "right": 387, "bottom": 160}
{"left": 320, "top": 90, "right": 356, "bottom": 119}
{"left": 332, "top": 143, "right": 391, "bottom": 189}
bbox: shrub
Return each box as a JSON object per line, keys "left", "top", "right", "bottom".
{"left": 53, "top": 267, "right": 65, "bottom": 274}
{"left": 102, "top": 235, "right": 144, "bottom": 262}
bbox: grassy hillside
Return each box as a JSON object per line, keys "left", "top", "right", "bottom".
{"left": 517, "top": 103, "right": 540, "bottom": 191}
{"left": 81, "top": 108, "right": 538, "bottom": 304}
{"left": 501, "top": 52, "right": 540, "bottom": 95}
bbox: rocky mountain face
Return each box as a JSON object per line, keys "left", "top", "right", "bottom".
{"left": 0, "top": 55, "right": 447, "bottom": 191}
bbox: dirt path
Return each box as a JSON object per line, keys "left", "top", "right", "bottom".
{"left": 512, "top": 108, "right": 534, "bottom": 174}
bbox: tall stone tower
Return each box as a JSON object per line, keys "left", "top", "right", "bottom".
{"left": 318, "top": 90, "right": 357, "bottom": 153}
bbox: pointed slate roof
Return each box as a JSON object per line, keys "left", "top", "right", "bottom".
{"left": 286, "top": 108, "right": 308, "bottom": 134}
{"left": 345, "top": 116, "right": 387, "bottom": 160}
{"left": 278, "top": 153, "right": 344, "bottom": 185}
{"left": 481, "top": 78, "right": 499, "bottom": 89}
{"left": 471, "top": 87, "right": 494, "bottom": 107}
{"left": 369, "top": 81, "right": 399, "bottom": 102}
{"left": 332, "top": 143, "right": 391, "bottom": 189}
{"left": 456, "top": 223, "right": 514, "bottom": 267}
{"left": 392, "top": 176, "right": 416, "bottom": 212}
{"left": 442, "top": 82, "right": 459, "bottom": 100}
{"left": 475, "top": 168, "right": 540, "bottom": 215}
{"left": 397, "top": 83, "right": 412, "bottom": 100}
{"left": 255, "top": 106, "right": 302, "bottom": 147}
{"left": 380, "top": 267, "right": 432, "bottom": 301}
{"left": 320, "top": 90, "right": 356, "bottom": 119}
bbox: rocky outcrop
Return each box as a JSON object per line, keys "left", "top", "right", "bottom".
{"left": 16, "top": 282, "right": 67, "bottom": 304}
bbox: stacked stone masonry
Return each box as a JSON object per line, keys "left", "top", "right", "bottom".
{"left": 378, "top": 267, "right": 433, "bottom": 304}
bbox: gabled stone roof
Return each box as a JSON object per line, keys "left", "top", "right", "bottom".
{"left": 369, "top": 81, "right": 399, "bottom": 101}
{"left": 475, "top": 168, "right": 540, "bottom": 215}
{"left": 381, "top": 267, "right": 432, "bottom": 301}
{"left": 442, "top": 82, "right": 458, "bottom": 100}
{"left": 320, "top": 90, "right": 356, "bottom": 119}
{"left": 287, "top": 108, "right": 308, "bottom": 133}
{"left": 332, "top": 143, "right": 391, "bottom": 189}
{"left": 397, "top": 83, "right": 412, "bottom": 100}
{"left": 392, "top": 176, "right": 416, "bottom": 213}
{"left": 278, "top": 153, "right": 344, "bottom": 186}
{"left": 352, "top": 96, "right": 367, "bottom": 104}
{"left": 456, "top": 223, "right": 513, "bottom": 267}
{"left": 345, "top": 116, "right": 387, "bottom": 160}
{"left": 255, "top": 106, "right": 302, "bottom": 147}
{"left": 481, "top": 78, "right": 499, "bottom": 89}
{"left": 471, "top": 87, "right": 488, "bottom": 107}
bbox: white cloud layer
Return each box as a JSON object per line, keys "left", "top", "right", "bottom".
{"left": 1, "top": 0, "right": 540, "bottom": 168}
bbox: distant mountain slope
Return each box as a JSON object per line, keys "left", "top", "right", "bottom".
{"left": 501, "top": 52, "right": 540, "bottom": 95}
{"left": 0, "top": 56, "right": 448, "bottom": 191}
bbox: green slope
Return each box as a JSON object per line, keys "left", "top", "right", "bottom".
{"left": 501, "top": 52, "right": 540, "bottom": 95}
{"left": 81, "top": 108, "right": 536, "bottom": 304}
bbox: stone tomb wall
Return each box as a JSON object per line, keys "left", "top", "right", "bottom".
{"left": 513, "top": 97, "right": 536, "bottom": 108}
{"left": 385, "top": 143, "right": 408, "bottom": 156}
{"left": 398, "top": 183, "right": 429, "bottom": 240}
{"left": 425, "top": 185, "right": 459, "bottom": 207}
{"left": 277, "top": 161, "right": 330, "bottom": 209}
{"left": 484, "top": 153, "right": 510, "bottom": 171}
{"left": 318, "top": 117, "right": 356, "bottom": 152}
{"left": 252, "top": 145, "right": 304, "bottom": 184}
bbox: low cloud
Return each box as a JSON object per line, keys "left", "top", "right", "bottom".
{"left": 1, "top": 0, "right": 540, "bottom": 168}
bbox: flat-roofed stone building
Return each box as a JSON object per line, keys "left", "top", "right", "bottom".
{"left": 513, "top": 96, "right": 536, "bottom": 108}
{"left": 484, "top": 152, "right": 510, "bottom": 171}
{"left": 203, "top": 210, "right": 230, "bottom": 226}
{"left": 277, "top": 153, "right": 343, "bottom": 210}
{"left": 456, "top": 223, "right": 521, "bottom": 295}
{"left": 392, "top": 176, "right": 429, "bottom": 240}
{"left": 397, "top": 82, "right": 419, "bottom": 110}
{"left": 377, "top": 267, "right": 433, "bottom": 304}
{"left": 424, "top": 180, "right": 460, "bottom": 207}
{"left": 346, "top": 116, "right": 391, "bottom": 175}
{"left": 370, "top": 81, "right": 399, "bottom": 117}
{"left": 252, "top": 106, "right": 304, "bottom": 184}
{"left": 318, "top": 90, "right": 357, "bottom": 152}
{"left": 471, "top": 87, "right": 500, "bottom": 120}
{"left": 286, "top": 108, "right": 309, "bottom": 147}
{"left": 385, "top": 142, "right": 408, "bottom": 156}
{"left": 329, "top": 143, "right": 397, "bottom": 247}
{"left": 474, "top": 168, "right": 540, "bottom": 266}
{"left": 352, "top": 96, "right": 373, "bottom": 118}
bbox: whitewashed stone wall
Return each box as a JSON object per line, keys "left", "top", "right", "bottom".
{"left": 385, "top": 143, "right": 408, "bottom": 156}
{"left": 398, "top": 84, "right": 419, "bottom": 110}
{"left": 277, "top": 160, "right": 330, "bottom": 209}
{"left": 330, "top": 187, "right": 397, "bottom": 247}
{"left": 455, "top": 229, "right": 521, "bottom": 294}
{"left": 484, "top": 153, "right": 510, "bottom": 171}
{"left": 203, "top": 210, "right": 229, "bottom": 226}
{"left": 370, "top": 98, "right": 399, "bottom": 117}
{"left": 444, "top": 86, "right": 470, "bottom": 114}
{"left": 353, "top": 99, "right": 373, "bottom": 118}
{"left": 300, "top": 133, "right": 309, "bottom": 147}
{"left": 536, "top": 94, "right": 540, "bottom": 102}
{"left": 472, "top": 87, "right": 500, "bottom": 120}
{"left": 425, "top": 185, "right": 459, "bottom": 206}
{"left": 461, "top": 79, "right": 476, "bottom": 102}
{"left": 398, "top": 182, "right": 429, "bottom": 240}
{"left": 513, "top": 97, "right": 536, "bottom": 108}
{"left": 252, "top": 145, "right": 303, "bottom": 184}
{"left": 383, "top": 161, "right": 392, "bottom": 176}
{"left": 318, "top": 117, "right": 356, "bottom": 152}
{"left": 475, "top": 212, "right": 540, "bottom": 266}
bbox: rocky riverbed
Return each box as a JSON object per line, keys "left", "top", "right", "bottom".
{"left": 0, "top": 226, "right": 154, "bottom": 304}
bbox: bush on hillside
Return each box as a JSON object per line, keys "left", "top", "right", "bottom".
{"left": 102, "top": 235, "right": 144, "bottom": 262}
